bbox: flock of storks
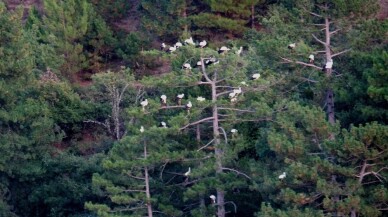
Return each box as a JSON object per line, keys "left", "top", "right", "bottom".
{"left": 138, "top": 37, "right": 294, "bottom": 189}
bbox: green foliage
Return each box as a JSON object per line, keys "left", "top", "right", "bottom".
{"left": 140, "top": 0, "right": 188, "bottom": 40}
{"left": 190, "top": 13, "right": 249, "bottom": 36}
{"left": 0, "top": 0, "right": 386, "bottom": 216}
{"left": 191, "top": 0, "right": 264, "bottom": 37}
{"left": 41, "top": 0, "right": 91, "bottom": 77}
{"left": 83, "top": 9, "right": 116, "bottom": 73}
{"left": 90, "top": 0, "right": 132, "bottom": 22}
{"left": 19, "top": 153, "right": 104, "bottom": 217}
{"left": 366, "top": 51, "right": 388, "bottom": 102}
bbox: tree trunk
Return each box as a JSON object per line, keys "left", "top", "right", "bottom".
{"left": 113, "top": 89, "right": 120, "bottom": 140}
{"left": 324, "top": 16, "right": 335, "bottom": 125}
{"left": 196, "top": 124, "right": 207, "bottom": 215}
{"left": 211, "top": 78, "right": 226, "bottom": 217}
{"left": 144, "top": 141, "right": 153, "bottom": 217}
{"left": 350, "top": 209, "right": 357, "bottom": 217}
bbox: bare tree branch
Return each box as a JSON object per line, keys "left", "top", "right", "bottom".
{"left": 304, "top": 8, "right": 324, "bottom": 18}
{"left": 218, "top": 107, "right": 256, "bottom": 113}
{"left": 216, "top": 90, "right": 234, "bottom": 98}
{"left": 298, "top": 77, "right": 318, "bottom": 83}
{"left": 218, "top": 127, "right": 228, "bottom": 144}
{"left": 197, "top": 139, "right": 215, "bottom": 151}
{"left": 331, "top": 49, "right": 351, "bottom": 58}
{"left": 159, "top": 105, "right": 185, "bottom": 110}
{"left": 222, "top": 167, "right": 251, "bottom": 180}
{"left": 224, "top": 201, "right": 237, "bottom": 213}
{"left": 126, "top": 172, "right": 145, "bottom": 180}
{"left": 180, "top": 117, "right": 215, "bottom": 130}
{"left": 110, "top": 206, "right": 147, "bottom": 213}
{"left": 200, "top": 58, "right": 212, "bottom": 82}
{"left": 312, "top": 34, "right": 326, "bottom": 45}
{"left": 330, "top": 29, "right": 341, "bottom": 35}
{"left": 280, "top": 57, "right": 323, "bottom": 70}
{"left": 123, "top": 189, "right": 147, "bottom": 193}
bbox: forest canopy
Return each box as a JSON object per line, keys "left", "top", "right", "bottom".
{"left": 0, "top": 0, "right": 387, "bottom": 216}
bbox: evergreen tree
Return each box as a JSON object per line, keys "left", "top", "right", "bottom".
{"left": 140, "top": 0, "right": 191, "bottom": 41}
{"left": 190, "top": 0, "right": 264, "bottom": 37}
{"left": 41, "top": 0, "right": 91, "bottom": 78}
{"left": 0, "top": 3, "right": 58, "bottom": 215}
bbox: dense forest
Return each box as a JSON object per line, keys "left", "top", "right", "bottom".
{"left": 0, "top": 0, "right": 387, "bottom": 216}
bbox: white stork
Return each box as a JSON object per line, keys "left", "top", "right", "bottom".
{"left": 161, "top": 42, "right": 166, "bottom": 51}
{"left": 218, "top": 46, "right": 230, "bottom": 54}
{"left": 183, "top": 63, "right": 192, "bottom": 70}
{"left": 250, "top": 73, "right": 261, "bottom": 80}
{"left": 210, "top": 195, "right": 216, "bottom": 204}
{"left": 159, "top": 121, "right": 167, "bottom": 128}
{"left": 184, "top": 167, "right": 191, "bottom": 176}
{"left": 175, "top": 42, "right": 183, "bottom": 48}
{"left": 160, "top": 95, "right": 167, "bottom": 107}
{"left": 233, "top": 87, "right": 242, "bottom": 96}
{"left": 236, "top": 46, "right": 243, "bottom": 56}
{"left": 167, "top": 45, "right": 177, "bottom": 53}
{"left": 184, "top": 37, "right": 195, "bottom": 46}
{"left": 199, "top": 40, "right": 207, "bottom": 48}
{"left": 309, "top": 54, "right": 314, "bottom": 63}
{"left": 288, "top": 43, "right": 296, "bottom": 50}
{"left": 140, "top": 99, "right": 148, "bottom": 111}
{"left": 196, "top": 96, "right": 205, "bottom": 102}
{"left": 176, "top": 93, "right": 184, "bottom": 105}
{"left": 279, "top": 172, "right": 286, "bottom": 180}
{"left": 186, "top": 101, "right": 192, "bottom": 114}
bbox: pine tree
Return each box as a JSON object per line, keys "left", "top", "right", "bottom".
{"left": 278, "top": 0, "right": 379, "bottom": 125}
{"left": 0, "top": 3, "right": 59, "bottom": 215}
{"left": 190, "top": 0, "right": 264, "bottom": 37}
{"left": 41, "top": 0, "right": 91, "bottom": 77}
{"left": 141, "top": 42, "right": 275, "bottom": 216}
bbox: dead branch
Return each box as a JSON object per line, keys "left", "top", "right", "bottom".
{"left": 218, "top": 127, "right": 228, "bottom": 144}
{"left": 218, "top": 107, "right": 256, "bottom": 113}
{"left": 312, "top": 34, "right": 326, "bottom": 45}
{"left": 200, "top": 58, "right": 212, "bottom": 82}
{"left": 216, "top": 90, "right": 234, "bottom": 98}
{"left": 126, "top": 172, "right": 145, "bottom": 180}
{"left": 222, "top": 167, "right": 251, "bottom": 179}
{"left": 280, "top": 57, "right": 323, "bottom": 70}
{"left": 330, "top": 29, "right": 341, "bottom": 35}
{"left": 197, "top": 139, "right": 215, "bottom": 151}
{"left": 331, "top": 49, "right": 351, "bottom": 58}
{"left": 179, "top": 117, "right": 215, "bottom": 130}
